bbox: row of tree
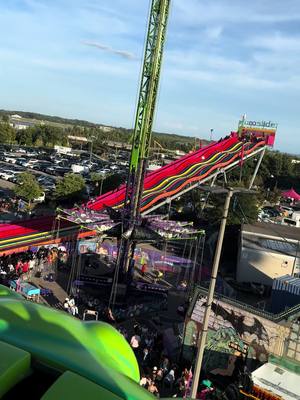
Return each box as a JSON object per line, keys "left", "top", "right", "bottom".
{"left": 227, "top": 149, "right": 300, "bottom": 192}
{"left": 14, "top": 172, "right": 86, "bottom": 206}
{"left": 0, "top": 116, "right": 198, "bottom": 152}
{"left": 13, "top": 171, "right": 125, "bottom": 206}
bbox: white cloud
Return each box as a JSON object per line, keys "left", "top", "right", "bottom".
{"left": 1, "top": 0, "right": 300, "bottom": 153}
{"left": 0, "top": 48, "right": 137, "bottom": 78}
{"left": 247, "top": 33, "right": 300, "bottom": 52}
{"left": 82, "top": 41, "right": 136, "bottom": 60}
{"left": 164, "top": 48, "right": 288, "bottom": 90}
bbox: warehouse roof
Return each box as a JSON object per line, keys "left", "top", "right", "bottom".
{"left": 242, "top": 222, "right": 300, "bottom": 242}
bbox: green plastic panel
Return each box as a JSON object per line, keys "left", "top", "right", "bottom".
{"left": 0, "top": 285, "right": 155, "bottom": 400}
{"left": 0, "top": 340, "right": 31, "bottom": 398}
{"left": 41, "top": 371, "right": 123, "bottom": 400}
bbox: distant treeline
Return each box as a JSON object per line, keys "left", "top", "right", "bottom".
{"left": 0, "top": 109, "right": 209, "bottom": 152}
{"left": 0, "top": 109, "right": 96, "bottom": 128}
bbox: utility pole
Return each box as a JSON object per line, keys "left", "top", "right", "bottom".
{"left": 292, "top": 240, "right": 300, "bottom": 276}
{"left": 191, "top": 187, "right": 233, "bottom": 398}
{"left": 100, "top": 175, "right": 104, "bottom": 196}
{"left": 89, "top": 135, "right": 96, "bottom": 167}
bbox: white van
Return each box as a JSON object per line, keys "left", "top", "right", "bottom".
{"left": 282, "top": 215, "right": 300, "bottom": 228}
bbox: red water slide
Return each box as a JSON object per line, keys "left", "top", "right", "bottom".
{"left": 87, "top": 135, "right": 242, "bottom": 212}
{"left": 0, "top": 216, "right": 56, "bottom": 240}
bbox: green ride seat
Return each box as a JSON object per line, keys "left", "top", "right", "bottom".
{"left": 41, "top": 371, "right": 123, "bottom": 400}
{"left": 0, "top": 341, "right": 31, "bottom": 398}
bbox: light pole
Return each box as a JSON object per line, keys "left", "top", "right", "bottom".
{"left": 210, "top": 128, "right": 214, "bottom": 142}
{"left": 89, "top": 135, "right": 96, "bottom": 167}
{"left": 190, "top": 186, "right": 255, "bottom": 398}
{"left": 190, "top": 187, "right": 233, "bottom": 398}
{"left": 99, "top": 173, "right": 105, "bottom": 196}
{"left": 270, "top": 174, "right": 278, "bottom": 190}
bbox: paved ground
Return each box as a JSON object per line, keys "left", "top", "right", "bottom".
{"left": 0, "top": 178, "right": 15, "bottom": 190}
{"left": 31, "top": 271, "right": 69, "bottom": 310}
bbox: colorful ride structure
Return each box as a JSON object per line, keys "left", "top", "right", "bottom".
{"left": 87, "top": 132, "right": 270, "bottom": 215}
{"left": 0, "top": 128, "right": 274, "bottom": 256}
{"left": 0, "top": 0, "right": 280, "bottom": 397}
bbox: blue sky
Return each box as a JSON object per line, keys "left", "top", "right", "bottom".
{"left": 0, "top": 0, "right": 299, "bottom": 153}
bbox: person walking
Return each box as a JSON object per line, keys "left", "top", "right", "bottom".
{"left": 130, "top": 332, "right": 141, "bottom": 358}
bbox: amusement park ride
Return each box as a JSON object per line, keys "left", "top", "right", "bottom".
{"left": 0, "top": 0, "right": 279, "bottom": 399}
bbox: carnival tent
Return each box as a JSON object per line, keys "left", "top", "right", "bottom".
{"left": 282, "top": 188, "right": 300, "bottom": 201}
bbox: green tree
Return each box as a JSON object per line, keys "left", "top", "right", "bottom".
{"left": 205, "top": 192, "right": 260, "bottom": 225}
{"left": 0, "top": 123, "right": 15, "bottom": 144}
{"left": 266, "top": 188, "right": 281, "bottom": 204}
{"left": 1, "top": 115, "right": 9, "bottom": 123}
{"left": 54, "top": 173, "right": 85, "bottom": 199}
{"left": 16, "top": 128, "right": 33, "bottom": 146}
{"left": 14, "top": 172, "right": 43, "bottom": 206}
{"left": 101, "top": 173, "right": 125, "bottom": 193}
{"left": 44, "top": 125, "right": 63, "bottom": 147}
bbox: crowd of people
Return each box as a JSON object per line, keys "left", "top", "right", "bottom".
{"left": 0, "top": 196, "right": 29, "bottom": 216}
{"left": 118, "top": 322, "right": 194, "bottom": 398}
{"left": 0, "top": 245, "right": 69, "bottom": 285}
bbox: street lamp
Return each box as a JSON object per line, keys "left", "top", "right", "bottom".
{"left": 89, "top": 135, "right": 96, "bottom": 167}
{"left": 190, "top": 186, "right": 256, "bottom": 398}
{"left": 210, "top": 128, "right": 214, "bottom": 141}
{"left": 95, "top": 172, "right": 111, "bottom": 196}
{"left": 270, "top": 174, "right": 278, "bottom": 190}
{"left": 99, "top": 173, "right": 106, "bottom": 196}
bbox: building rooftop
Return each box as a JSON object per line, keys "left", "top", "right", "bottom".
{"left": 252, "top": 358, "right": 300, "bottom": 400}
{"left": 11, "top": 120, "right": 35, "bottom": 126}
{"left": 242, "top": 222, "right": 300, "bottom": 242}
{"left": 243, "top": 236, "right": 300, "bottom": 258}
{"left": 274, "top": 274, "right": 300, "bottom": 290}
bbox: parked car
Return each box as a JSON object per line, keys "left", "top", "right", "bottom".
{"left": 262, "top": 206, "right": 281, "bottom": 217}
{"left": 0, "top": 171, "right": 15, "bottom": 180}
{"left": 15, "top": 148, "right": 27, "bottom": 154}
{"left": 4, "top": 157, "right": 17, "bottom": 164}
{"left": 15, "top": 158, "right": 27, "bottom": 166}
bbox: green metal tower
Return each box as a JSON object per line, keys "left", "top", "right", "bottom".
{"left": 126, "top": 0, "right": 170, "bottom": 216}
{"left": 109, "top": 0, "right": 170, "bottom": 303}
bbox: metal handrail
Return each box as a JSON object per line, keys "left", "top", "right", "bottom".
{"left": 189, "top": 286, "right": 300, "bottom": 323}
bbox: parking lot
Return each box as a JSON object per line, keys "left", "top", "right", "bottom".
{"left": 0, "top": 144, "right": 130, "bottom": 201}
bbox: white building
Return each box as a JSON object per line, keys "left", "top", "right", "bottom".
{"left": 9, "top": 119, "right": 35, "bottom": 130}
{"left": 237, "top": 222, "right": 300, "bottom": 285}
{"left": 10, "top": 114, "right": 22, "bottom": 119}
{"left": 252, "top": 360, "right": 300, "bottom": 400}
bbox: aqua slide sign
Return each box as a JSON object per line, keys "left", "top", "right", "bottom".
{"left": 238, "top": 119, "right": 278, "bottom": 130}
